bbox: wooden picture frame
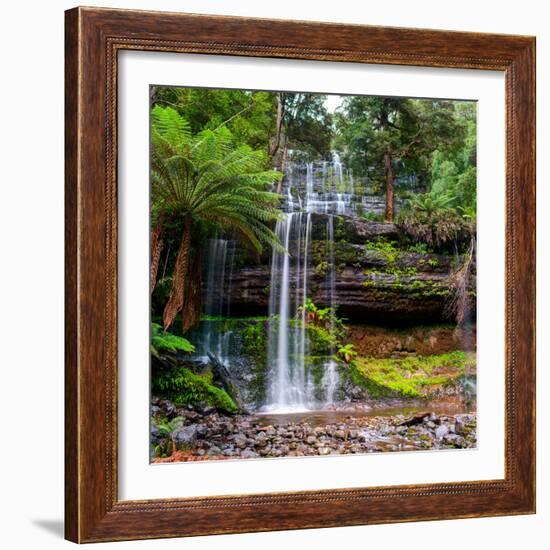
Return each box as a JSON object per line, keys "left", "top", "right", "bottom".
{"left": 65, "top": 6, "right": 536, "bottom": 543}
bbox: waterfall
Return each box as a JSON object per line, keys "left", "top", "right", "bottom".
{"left": 195, "top": 151, "right": 385, "bottom": 411}
{"left": 323, "top": 360, "right": 339, "bottom": 404}
{"left": 194, "top": 238, "right": 234, "bottom": 365}
{"left": 266, "top": 212, "right": 313, "bottom": 411}
{"left": 265, "top": 153, "right": 355, "bottom": 412}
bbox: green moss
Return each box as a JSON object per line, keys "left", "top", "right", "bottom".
{"left": 152, "top": 366, "right": 238, "bottom": 413}
{"left": 306, "top": 324, "right": 338, "bottom": 355}
{"left": 151, "top": 323, "right": 195, "bottom": 357}
{"left": 314, "top": 261, "right": 329, "bottom": 277}
{"left": 350, "top": 351, "right": 475, "bottom": 399}
{"left": 365, "top": 240, "right": 401, "bottom": 264}
{"left": 361, "top": 212, "right": 384, "bottom": 222}
{"left": 361, "top": 273, "right": 448, "bottom": 297}
{"left": 241, "top": 322, "right": 266, "bottom": 359}
{"left": 201, "top": 314, "right": 268, "bottom": 322}
{"left": 241, "top": 321, "right": 268, "bottom": 404}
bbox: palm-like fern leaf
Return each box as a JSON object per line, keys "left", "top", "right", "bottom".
{"left": 150, "top": 105, "right": 284, "bottom": 330}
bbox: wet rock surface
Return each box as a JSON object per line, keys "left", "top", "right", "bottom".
{"left": 346, "top": 325, "right": 476, "bottom": 357}
{"left": 223, "top": 212, "right": 472, "bottom": 323}
{"left": 152, "top": 402, "right": 477, "bottom": 462}
{"left": 226, "top": 265, "right": 454, "bottom": 323}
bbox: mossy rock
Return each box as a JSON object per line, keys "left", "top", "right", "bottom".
{"left": 349, "top": 351, "right": 475, "bottom": 399}
{"left": 151, "top": 366, "right": 238, "bottom": 414}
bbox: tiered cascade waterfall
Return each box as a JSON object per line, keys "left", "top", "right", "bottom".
{"left": 193, "top": 153, "right": 385, "bottom": 412}
{"left": 263, "top": 154, "right": 370, "bottom": 412}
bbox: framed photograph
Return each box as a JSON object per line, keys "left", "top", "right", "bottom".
{"left": 65, "top": 6, "right": 535, "bottom": 543}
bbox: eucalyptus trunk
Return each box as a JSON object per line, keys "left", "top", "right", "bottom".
{"left": 270, "top": 93, "right": 285, "bottom": 163}
{"left": 384, "top": 148, "right": 395, "bottom": 222}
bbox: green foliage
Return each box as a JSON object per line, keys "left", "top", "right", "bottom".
{"left": 151, "top": 416, "right": 184, "bottom": 456}
{"left": 152, "top": 87, "right": 278, "bottom": 151}
{"left": 241, "top": 322, "right": 266, "bottom": 360}
{"left": 337, "top": 343, "right": 357, "bottom": 363}
{"left": 152, "top": 105, "right": 284, "bottom": 255}
{"left": 335, "top": 97, "right": 467, "bottom": 186}
{"left": 406, "top": 242, "right": 431, "bottom": 254}
{"left": 306, "top": 324, "right": 338, "bottom": 355}
{"left": 430, "top": 102, "right": 477, "bottom": 213}
{"left": 151, "top": 103, "right": 286, "bottom": 328}
{"left": 361, "top": 211, "right": 385, "bottom": 222}
{"left": 240, "top": 321, "right": 269, "bottom": 404}
{"left": 279, "top": 92, "right": 333, "bottom": 160}
{"left": 314, "top": 260, "right": 329, "bottom": 277}
{"left": 365, "top": 240, "right": 400, "bottom": 264}
{"left": 151, "top": 323, "right": 195, "bottom": 357}
{"left": 152, "top": 367, "right": 238, "bottom": 414}
{"left": 350, "top": 351, "right": 475, "bottom": 398}
{"left": 294, "top": 299, "right": 347, "bottom": 355}
{"left": 397, "top": 196, "right": 471, "bottom": 251}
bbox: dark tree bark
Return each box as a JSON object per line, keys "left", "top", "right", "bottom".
{"left": 150, "top": 213, "right": 165, "bottom": 293}
{"left": 384, "top": 148, "right": 395, "bottom": 222}
{"left": 270, "top": 92, "right": 285, "bottom": 164}
{"left": 163, "top": 215, "right": 192, "bottom": 330}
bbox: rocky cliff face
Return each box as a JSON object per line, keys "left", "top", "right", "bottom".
{"left": 225, "top": 213, "right": 474, "bottom": 325}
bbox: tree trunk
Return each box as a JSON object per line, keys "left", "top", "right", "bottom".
{"left": 163, "top": 216, "right": 192, "bottom": 330}
{"left": 180, "top": 248, "right": 202, "bottom": 334}
{"left": 150, "top": 213, "right": 165, "bottom": 293}
{"left": 384, "top": 149, "right": 394, "bottom": 222}
{"left": 270, "top": 93, "right": 285, "bottom": 162}
{"left": 276, "top": 135, "right": 289, "bottom": 194}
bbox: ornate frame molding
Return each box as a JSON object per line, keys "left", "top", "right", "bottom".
{"left": 65, "top": 7, "right": 535, "bottom": 543}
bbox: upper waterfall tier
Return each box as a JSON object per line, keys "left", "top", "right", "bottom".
{"left": 280, "top": 153, "right": 410, "bottom": 218}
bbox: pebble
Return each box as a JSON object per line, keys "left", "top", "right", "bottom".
{"left": 152, "top": 404, "right": 477, "bottom": 461}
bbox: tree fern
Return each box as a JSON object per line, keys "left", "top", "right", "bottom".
{"left": 151, "top": 106, "right": 284, "bottom": 330}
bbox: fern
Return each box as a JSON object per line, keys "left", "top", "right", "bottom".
{"left": 150, "top": 106, "right": 285, "bottom": 329}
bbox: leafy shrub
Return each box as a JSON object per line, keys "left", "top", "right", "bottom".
{"left": 152, "top": 416, "right": 184, "bottom": 455}
{"left": 337, "top": 343, "right": 357, "bottom": 363}
{"left": 397, "top": 198, "right": 471, "bottom": 251}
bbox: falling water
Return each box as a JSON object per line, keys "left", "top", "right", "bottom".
{"left": 195, "top": 152, "right": 388, "bottom": 410}
{"left": 193, "top": 238, "right": 234, "bottom": 365}
{"left": 265, "top": 154, "right": 354, "bottom": 412}
{"left": 266, "top": 211, "right": 313, "bottom": 411}
{"left": 323, "top": 360, "right": 339, "bottom": 404}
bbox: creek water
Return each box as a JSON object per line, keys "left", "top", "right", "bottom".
{"left": 255, "top": 398, "right": 475, "bottom": 428}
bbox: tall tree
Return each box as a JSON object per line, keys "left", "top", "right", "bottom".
{"left": 336, "top": 97, "right": 465, "bottom": 221}
{"left": 269, "top": 93, "right": 333, "bottom": 167}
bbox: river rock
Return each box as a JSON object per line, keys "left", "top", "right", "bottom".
{"left": 435, "top": 424, "right": 450, "bottom": 440}
{"left": 443, "top": 434, "right": 466, "bottom": 447}
{"left": 232, "top": 433, "right": 248, "bottom": 449}
{"left": 174, "top": 425, "right": 198, "bottom": 448}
